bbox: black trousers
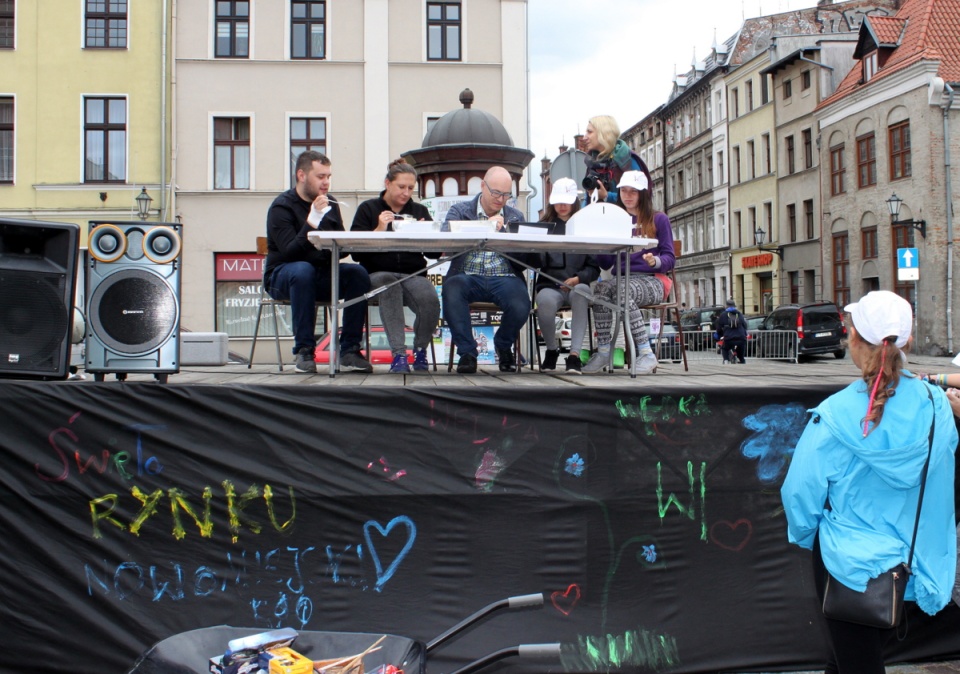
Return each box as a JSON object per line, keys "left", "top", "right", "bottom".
{"left": 812, "top": 535, "right": 895, "bottom": 674}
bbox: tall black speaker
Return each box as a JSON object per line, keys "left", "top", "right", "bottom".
{"left": 85, "top": 220, "right": 182, "bottom": 383}
{"left": 0, "top": 218, "right": 80, "bottom": 380}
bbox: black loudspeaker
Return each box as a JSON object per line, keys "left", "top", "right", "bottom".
{"left": 85, "top": 220, "right": 182, "bottom": 383}
{"left": 0, "top": 218, "right": 80, "bottom": 380}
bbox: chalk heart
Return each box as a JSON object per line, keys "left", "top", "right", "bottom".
{"left": 363, "top": 516, "right": 417, "bottom": 591}
{"left": 551, "top": 583, "right": 581, "bottom": 616}
{"left": 709, "top": 519, "right": 753, "bottom": 552}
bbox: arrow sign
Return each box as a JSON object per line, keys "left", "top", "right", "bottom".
{"left": 898, "top": 247, "right": 919, "bottom": 280}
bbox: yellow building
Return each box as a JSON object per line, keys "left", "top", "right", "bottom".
{"left": 0, "top": 1, "right": 172, "bottom": 238}
{"left": 727, "top": 45, "right": 780, "bottom": 315}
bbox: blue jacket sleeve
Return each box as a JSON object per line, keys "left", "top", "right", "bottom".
{"left": 781, "top": 415, "right": 831, "bottom": 550}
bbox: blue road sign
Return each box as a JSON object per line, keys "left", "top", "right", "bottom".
{"left": 898, "top": 248, "right": 919, "bottom": 280}
{"left": 898, "top": 248, "right": 918, "bottom": 269}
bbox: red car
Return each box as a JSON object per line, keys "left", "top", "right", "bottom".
{"left": 314, "top": 325, "right": 417, "bottom": 364}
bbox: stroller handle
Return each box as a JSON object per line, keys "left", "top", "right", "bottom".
{"left": 508, "top": 593, "right": 544, "bottom": 609}
{"left": 426, "top": 592, "right": 545, "bottom": 654}
{"left": 444, "top": 643, "right": 562, "bottom": 674}
{"left": 518, "top": 643, "right": 562, "bottom": 658}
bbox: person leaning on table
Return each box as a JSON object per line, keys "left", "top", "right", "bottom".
{"left": 263, "top": 150, "right": 373, "bottom": 374}
{"left": 441, "top": 166, "right": 531, "bottom": 374}
{"left": 350, "top": 159, "right": 441, "bottom": 374}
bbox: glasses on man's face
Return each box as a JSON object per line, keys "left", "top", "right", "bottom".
{"left": 485, "top": 184, "right": 512, "bottom": 200}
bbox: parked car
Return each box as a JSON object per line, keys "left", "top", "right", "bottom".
{"left": 755, "top": 302, "right": 846, "bottom": 360}
{"left": 680, "top": 306, "right": 725, "bottom": 351}
{"left": 558, "top": 318, "right": 573, "bottom": 352}
{"left": 536, "top": 317, "right": 565, "bottom": 347}
{"left": 649, "top": 322, "right": 684, "bottom": 362}
{"left": 314, "top": 325, "right": 417, "bottom": 364}
{"left": 716, "top": 313, "right": 767, "bottom": 357}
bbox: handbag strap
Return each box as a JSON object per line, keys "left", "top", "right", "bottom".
{"left": 906, "top": 385, "right": 937, "bottom": 571}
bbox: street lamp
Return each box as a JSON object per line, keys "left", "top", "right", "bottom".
{"left": 753, "top": 226, "right": 784, "bottom": 259}
{"left": 886, "top": 192, "right": 926, "bottom": 238}
{"left": 135, "top": 187, "right": 153, "bottom": 221}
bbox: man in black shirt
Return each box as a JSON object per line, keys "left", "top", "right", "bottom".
{"left": 264, "top": 151, "right": 372, "bottom": 373}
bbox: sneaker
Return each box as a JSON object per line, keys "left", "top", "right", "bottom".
{"left": 565, "top": 354, "right": 582, "bottom": 374}
{"left": 389, "top": 353, "right": 411, "bottom": 374}
{"left": 582, "top": 351, "right": 611, "bottom": 374}
{"left": 457, "top": 353, "right": 478, "bottom": 374}
{"left": 632, "top": 352, "right": 658, "bottom": 376}
{"left": 339, "top": 350, "right": 373, "bottom": 373}
{"left": 295, "top": 347, "right": 317, "bottom": 374}
{"left": 497, "top": 348, "right": 517, "bottom": 373}
{"left": 412, "top": 348, "right": 430, "bottom": 371}
{"left": 541, "top": 349, "right": 559, "bottom": 371}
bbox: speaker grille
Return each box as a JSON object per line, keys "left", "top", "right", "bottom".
{"left": 88, "top": 268, "right": 178, "bottom": 355}
{"left": 0, "top": 271, "right": 68, "bottom": 371}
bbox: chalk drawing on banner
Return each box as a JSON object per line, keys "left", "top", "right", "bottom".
{"left": 550, "top": 583, "right": 581, "bottom": 616}
{"left": 740, "top": 403, "right": 808, "bottom": 483}
{"left": 553, "top": 434, "right": 668, "bottom": 631}
{"left": 562, "top": 627, "right": 680, "bottom": 672}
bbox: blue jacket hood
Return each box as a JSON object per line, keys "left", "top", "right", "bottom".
{"left": 814, "top": 374, "right": 932, "bottom": 490}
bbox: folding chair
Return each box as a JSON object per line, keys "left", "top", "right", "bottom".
{"left": 643, "top": 240, "right": 689, "bottom": 371}
{"left": 446, "top": 302, "right": 523, "bottom": 373}
{"left": 248, "top": 236, "right": 331, "bottom": 372}
{"left": 365, "top": 293, "right": 437, "bottom": 371}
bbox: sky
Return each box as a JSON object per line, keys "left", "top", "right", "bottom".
{"left": 525, "top": 0, "right": 818, "bottom": 213}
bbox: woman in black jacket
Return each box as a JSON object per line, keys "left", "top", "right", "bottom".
{"left": 351, "top": 159, "right": 440, "bottom": 373}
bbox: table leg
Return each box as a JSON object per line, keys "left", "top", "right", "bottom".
{"left": 329, "top": 243, "right": 340, "bottom": 377}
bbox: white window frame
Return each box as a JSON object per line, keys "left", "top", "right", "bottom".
{"left": 209, "top": 112, "right": 255, "bottom": 191}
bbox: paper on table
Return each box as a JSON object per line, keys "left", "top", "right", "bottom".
{"left": 518, "top": 225, "right": 547, "bottom": 235}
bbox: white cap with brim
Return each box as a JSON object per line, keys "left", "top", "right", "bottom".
{"left": 844, "top": 290, "right": 912, "bottom": 348}
{"left": 549, "top": 177, "right": 579, "bottom": 205}
{"left": 616, "top": 170, "right": 648, "bottom": 192}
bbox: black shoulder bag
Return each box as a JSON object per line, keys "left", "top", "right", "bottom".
{"left": 821, "top": 386, "right": 936, "bottom": 629}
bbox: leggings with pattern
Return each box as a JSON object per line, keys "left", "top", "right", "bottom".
{"left": 592, "top": 275, "right": 665, "bottom": 348}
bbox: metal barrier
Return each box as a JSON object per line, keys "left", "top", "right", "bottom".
{"left": 677, "top": 329, "right": 800, "bottom": 364}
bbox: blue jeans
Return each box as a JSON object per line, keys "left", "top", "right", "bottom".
{"left": 442, "top": 274, "right": 530, "bottom": 357}
{"left": 266, "top": 261, "right": 370, "bottom": 354}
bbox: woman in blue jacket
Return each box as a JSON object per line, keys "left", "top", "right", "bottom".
{"left": 781, "top": 290, "right": 957, "bottom": 674}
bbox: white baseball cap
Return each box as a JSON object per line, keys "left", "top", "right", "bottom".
{"left": 844, "top": 290, "right": 913, "bottom": 348}
{"left": 617, "top": 170, "right": 649, "bottom": 192}
{"left": 549, "top": 178, "right": 579, "bottom": 205}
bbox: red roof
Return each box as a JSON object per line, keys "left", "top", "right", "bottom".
{"left": 819, "top": 0, "right": 960, "bottom": 110}
{"left": 868, "top": 16, "right": 908, "bottom": 46}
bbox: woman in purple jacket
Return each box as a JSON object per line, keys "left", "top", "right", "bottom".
{"left": 582, "top": 171, "right": 675, "bottom": 375}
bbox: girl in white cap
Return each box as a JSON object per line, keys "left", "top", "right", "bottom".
{"left": 582, "top": 170, "right": 676, "bottom": 375}
{"left": 781, "top": 290, "right": 957, "bottom": 673}
{"left": 534, "top": 178, "right": 600, "bottom": 373}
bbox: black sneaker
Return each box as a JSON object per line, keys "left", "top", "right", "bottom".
{"left": 565, "top": 354, "right": 582, "bottom": 374}
{"left": 541, "top": 349, "right": 559, "bottom": 371}
{"left": 456, "top": 353, "right": 478, "bottom": 374}
{"left": 339, "top": 350, "right": 373, "bottom": 373}
{"left": 496, "top": 348, "right": 516, "bottom": 373}
{"left": 295, "top": 347, "right": 317, "bottom": 374}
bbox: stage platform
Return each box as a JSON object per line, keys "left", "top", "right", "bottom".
{"left": 65, "top": 350, "right": 876, "bottom": 389}
{"left": 3, "top": 352, "right": 960, "bottom": 674}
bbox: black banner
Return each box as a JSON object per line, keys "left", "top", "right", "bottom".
{"left": 1, "top": 383, "right": 959, "bottom": 674}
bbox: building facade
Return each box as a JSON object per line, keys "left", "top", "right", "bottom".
{"left": 171, "top": 0, "right": 529, "bottom": 353}
{"left": 817, "top": 0, "right": 960, "bottom": 355}
{"left": 0, "top": 1, "right": 171, "bottom": 232}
